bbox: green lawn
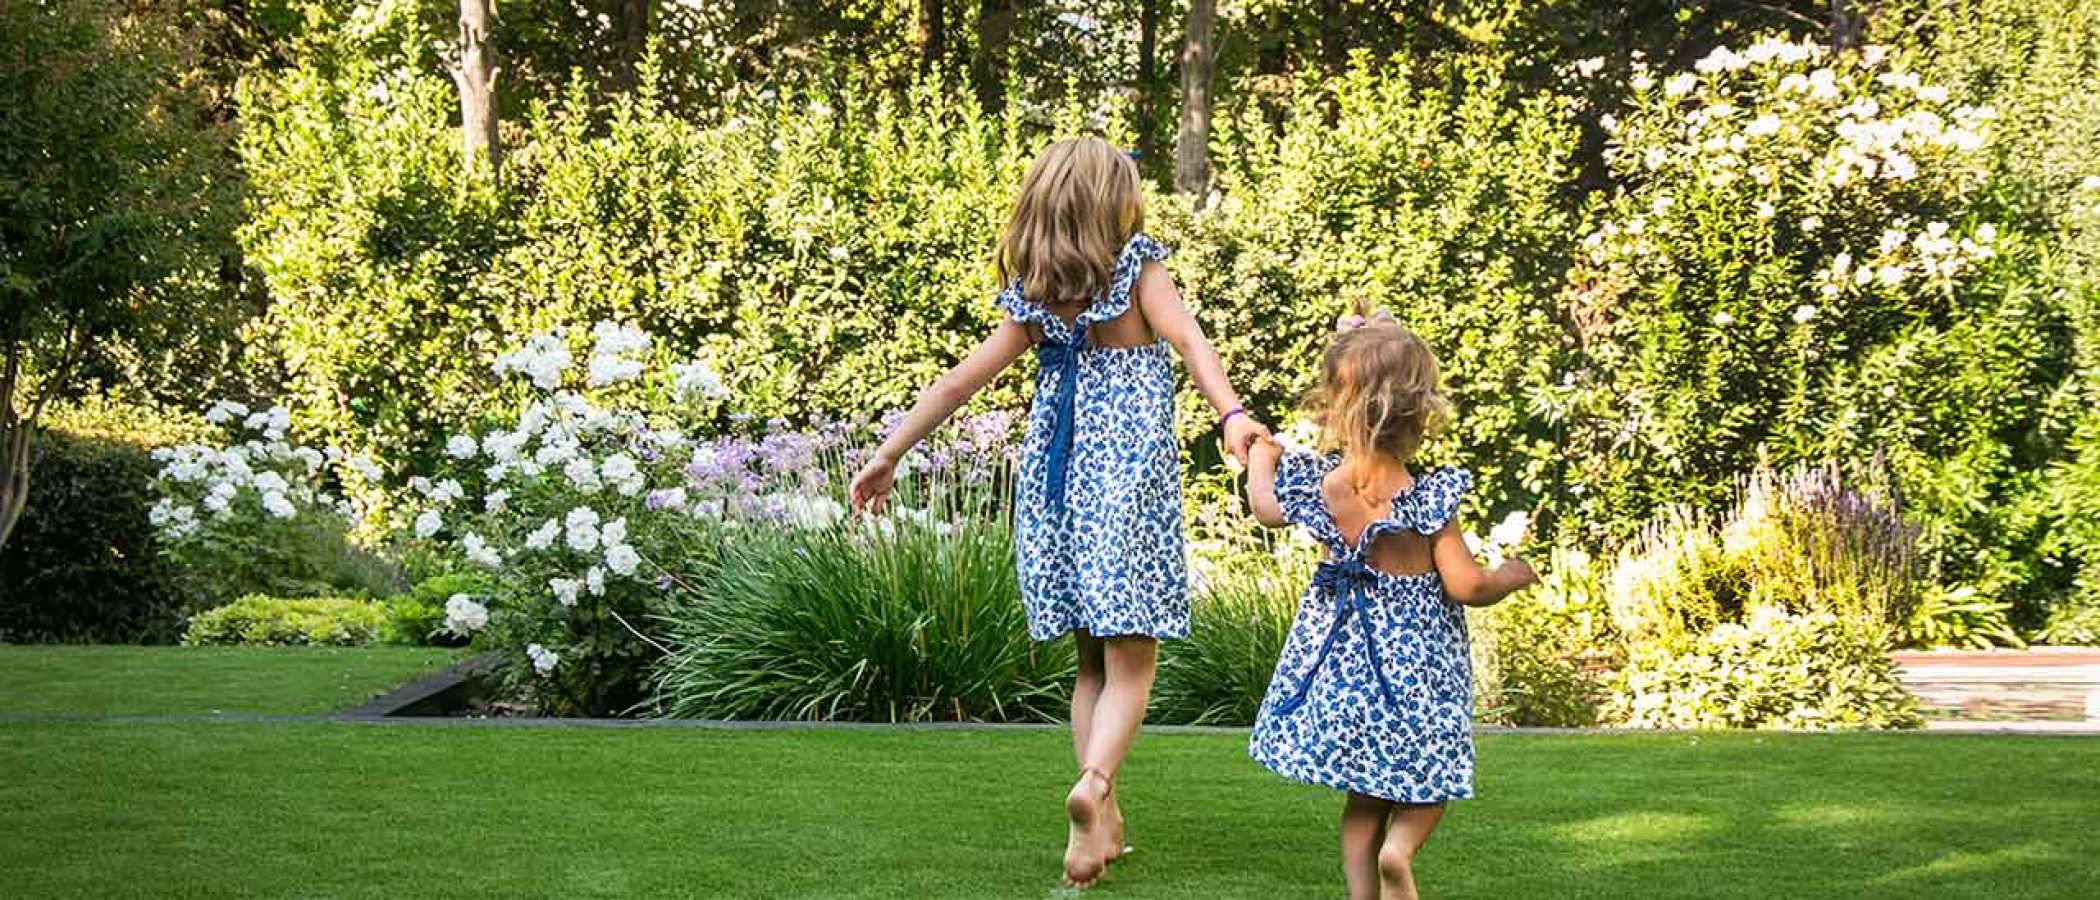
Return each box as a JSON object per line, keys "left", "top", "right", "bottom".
{"left": 0, "top": 645, "right": 460, "bottom": 716}
{"left": 2, "top": 723, "right": 2095, "bottom": 899}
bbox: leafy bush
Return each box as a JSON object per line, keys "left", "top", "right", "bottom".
{"left": 0, "top": 425, "right": 190, "bottom": 643}
{"left": 1152, "top": 539, "right": 1314, "bottom": 726}
{"left": 149, "top": 402, "right": 400, "bottom": 604}
{"left": 1608, "top": 609, "right": 1922, "bottom": 730}
{"left": 653, "top": 507, "right": 1069, "bottom": 723}
{"left": 2037, "top": 599, "right": 2100, "bottom": 646}
{"left": 1471, "top": 547, "right": 1615, "bottom": 727}
{"left": 1903, "top": 585, "right": 2026, "bottom": 650}
{"left": 182, "top": 594, "right": 389, "bottom": 647}
{"left": 382, "top": 573, "right": 490, "bottom": 647}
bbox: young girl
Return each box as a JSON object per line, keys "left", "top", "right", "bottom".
{"left": 1243, "top": 312, "right": 1536, "bottom": 900}
{"left": 848, "top": 136, "right": 1268, "bottom": 887}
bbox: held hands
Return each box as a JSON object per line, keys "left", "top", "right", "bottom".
{"left": 848, "top": 454, "right": 897, "bottom": 515}
{"left": 1222, "top": 413, "right": 1271, "bottom": 465}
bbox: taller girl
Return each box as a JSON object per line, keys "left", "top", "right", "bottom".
{"left": 849, "top": 137, "right": 1268, "bottom": 887}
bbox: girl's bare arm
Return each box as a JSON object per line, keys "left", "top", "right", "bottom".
{"left": 1429, "top": 524, "right": 1538, "bottom": 607}
{"left": 850, "top": 320, "right": 1033, "bottom": 512}
{"left": 1245, "top": 437, "right": 1288, "bottom": 527}
{"left": 1134, "top": 263, "right": 1269, "bottom": 460}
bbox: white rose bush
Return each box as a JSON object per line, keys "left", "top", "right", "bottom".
{"left": 149, "top": 402, "right": 387, "bottom": 601}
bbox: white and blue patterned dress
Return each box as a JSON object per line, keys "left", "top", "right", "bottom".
{"left": 1249, "top": 452, "right": 1476, "bottom": 803}
{"left": 997, "top": 233, "right": 1188, "bottom": 642}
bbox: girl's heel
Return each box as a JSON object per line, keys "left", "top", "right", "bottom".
{"left": 1061, "top": 768, "right": 1112, "bottom": 888}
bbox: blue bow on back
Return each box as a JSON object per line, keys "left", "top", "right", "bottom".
{"left": 1037, "top": 324, "right": 1084, "bottom": 514}
{"left": 1268, "top": 557, "right": 1401, "bottom": 719}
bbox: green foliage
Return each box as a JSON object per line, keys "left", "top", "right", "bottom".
{"left": 1163, "top": 56, "right": 1583, "bottom": 520}
{"left": 182, "top": 594, "right": 390, "bottom": 647}
{"left": 382, "top": 573, "right": 488, "bottom": 647}
{"left": 1608, "top": 609, "right": 1923, "bottom": 730}
{"left": 1152, "top": 541, "right": 1315, "bottom": 726}
{"left": 2037, "top": 598, "right": 2100, "bottom": 646}
{"left": 653, "top": 519, "right": 1072, "bottom": 723}
{"left": 0, "top": 0, "right": 239, "bottom": 415}
{"left": 0, "top": 426, "right": 189, "bottom": 643}
{"left": 1471, "top": 547, "right": 1614, "bottom": 727}
{"left": 1903, "top": 585, "right": 2026, "bottom": 650}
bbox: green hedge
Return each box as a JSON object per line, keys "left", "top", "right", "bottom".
{"left": 0, "top": 405, "right": 209, "bottom": 643}
{"left": 182, "top": 594, "right": 390, "bottom": 647}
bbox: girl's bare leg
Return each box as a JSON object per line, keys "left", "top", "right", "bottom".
{"left": 1341, "top": 793, "right": 1392, "bottom": 900}
{"left": 1067, "top": 632, "right": 1123, "bottom": 861}
{"left": 1062, "top": 636, "right": 1159, "bottom": 886}
{"left": 1376, "top": 803, "right": 1446, "bottom": 900}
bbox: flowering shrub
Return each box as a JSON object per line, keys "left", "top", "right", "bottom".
{"left": 148, "top": 402, "right": 395, "bottom": 603}
{"left": 1470, "top": 546, "right": 1616, "bottom": 727}
{"left": 1557, "top": 38, "right": 2071, "bottom": 629}
{"left": 1609, "top": 608, "right": 1922, "bottom": 731}
{"left": 398, "top": 321, "right": 1022, "bottom": 715}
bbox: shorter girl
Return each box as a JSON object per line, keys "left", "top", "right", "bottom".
{"left": 1243, "top": 312, "right": 1537, "bottom": 900}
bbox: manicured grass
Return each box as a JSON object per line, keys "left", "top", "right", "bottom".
{"left": 0, "top": 645, "right": 461, "bottom": 716}
{"left": 1, "top": 724, "right": 2094, "bottom": 899}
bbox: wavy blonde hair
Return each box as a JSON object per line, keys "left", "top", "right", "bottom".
{"left": 1308, "top": 312, "right": 1452, "bottom": 493}
{"left": 998, "top": 137, "right": 1144, "bottom": 303}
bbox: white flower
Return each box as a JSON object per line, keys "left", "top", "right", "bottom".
{"left": 1754, "top": 201, "right": 1775, "bottom": 220}
{"left": 1663, "top": 73, "right": 1696, "bottom": 97}
{"left": 261, "top": 491, "right": 297, "bottom": 520}
{"left": 604, "top": 543, "right": 641, "bottom": 577}
{"left": 346, "top": 454, "right": 385, "bottom": 482}
{"left": 1573, "top": 56, "right": 1605, "bottom": 77}
{"left": 565, "top": 506, "right": 602, "bottom": 552}
{"left": 525, "top": 518, "right": 559, "bottom": 551}
{"left": 443, "top": 595, "right": 488, "bottom": 634}
{"left": 563, "top": 457, "right": 603, "bottom": 494}
{"left": 414, "top": 509, "right": 444, "bottom": 538}
{"left": 587, "top": 355, "right": 646, "bottom": 388}
{"left": 599, "top": 454, "right": 642, "bottom": 495}
{"left": 484, "top": 489, "right": 511, "bottom": 513}
{"left": 1713, "top": 311, "right": 1736, "bottom": 327}
{"left": 494, "top": 331, "right": 575, "bottom": 391}
{"left": 600, "top": 517, "right": 629, "bottom": 547}
{"left": 203, "top": 489, "right": 234, "bottom": 515}
{"left": 462, "top": 532, "right": 503, "bottom": 568}
{"left": 586, "top": 566, "right": 606, "bottom": 596}
{"left": 526, "top": 644, "right": 560, "bottom": 676}
{"left": 204, "top": 400, "right": 249, "bottom": 426}
{"left": 1693, "top": 46, "right": 1746, "bottom": 74}
{"left": 445, "top": 435, "right": 479, "bottom": 459}
{"left": 430, "top": 479, "right": 465, "bottom": 506}
{"left": 590, "top": 321, "right": 651, "bottom": 357}
{"left": 1487, "top": 511, "right": 1529, "bottom": 548}
{"left": 550, "top": 578, "right": 581, "bottom": 607}
{"left": 251, "top": 471, "right": 290, "bottom": 494}
{"left": 1793, "top": 305, "right": 1819, "bottom": 324}
{"left": 1975, "top": 222, "right": 1998, "bottom": 243}
{"left": 1800, "top": 216, "right": 1823, "bottom": 233}
{"left": 672, "top": 360, "right": 729, "bottom": 401}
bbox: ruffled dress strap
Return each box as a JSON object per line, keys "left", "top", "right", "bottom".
{"left": 1377, "top": 467, "right": 1472, "bottom": 538}
{"left": 994, "top": 233, "right": 1169, "bottom": 347}
{"left": 1274, "top": 450, "right": 1344, "bottom": 552}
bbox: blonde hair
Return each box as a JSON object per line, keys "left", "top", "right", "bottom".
{"left": 998, "top": 137, "right": 1144, "bottom": 304}
{"left": 1308, "top": 312, "right": 1451, "bottom": 492}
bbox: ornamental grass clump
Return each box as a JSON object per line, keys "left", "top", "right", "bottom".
{"left": 652, "top": 417, "right": 1065, "bottom": 723}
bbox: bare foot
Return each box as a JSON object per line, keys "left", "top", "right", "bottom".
{"left": 1062, "top": 770, "right": 1110, "bottom": 887}
{"left": 1102, "top": 785, "right": 1127, "bottom": 863}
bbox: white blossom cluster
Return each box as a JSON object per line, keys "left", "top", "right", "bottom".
{"left": 149, "top": 404, "right": 371, "bottom": 540}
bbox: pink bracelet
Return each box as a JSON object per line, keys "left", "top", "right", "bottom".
{"left": 1221, "top": 407, "right": 1249, "bottom": 427}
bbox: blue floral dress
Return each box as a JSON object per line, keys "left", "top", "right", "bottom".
{"left": 1249, "top": 451, "right": 1476, "bottom": 803}
{"left": 997, "top": 233, "right": 1187, "bottom": 642}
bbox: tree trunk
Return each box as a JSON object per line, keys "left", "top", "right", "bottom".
{"left": 1319, "top": 0, "right": 1343, "bottom": 124}
{"left": 919, "top": 0, "right": 947, "bottom": 75}
{"left": 1831, "top": 0, "right": 1866, "bottom": 51}
{"left": 453, "top": 0, "right": 500, "bottom": 180}
{"left": 612, "top": 0, "right": 653, "bottom": 91}
{"left": 971, "top": 0, "right": 1018, "bottom": 115}
{"left": 1175, "top": 0, "right": 1216, "bottom": 202}
{"left": 1136, "top": 0, "right": 1161, "bottom": 163}
{"left": 0, "top": 345, "right": 33, "bottom": 550}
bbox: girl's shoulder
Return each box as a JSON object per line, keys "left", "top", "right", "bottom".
{"left": 1387, "top": 466, "right": 1473, "bottom": 535}
{"left": 995, "top": 233, "right": 1170, "bottom": 333}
